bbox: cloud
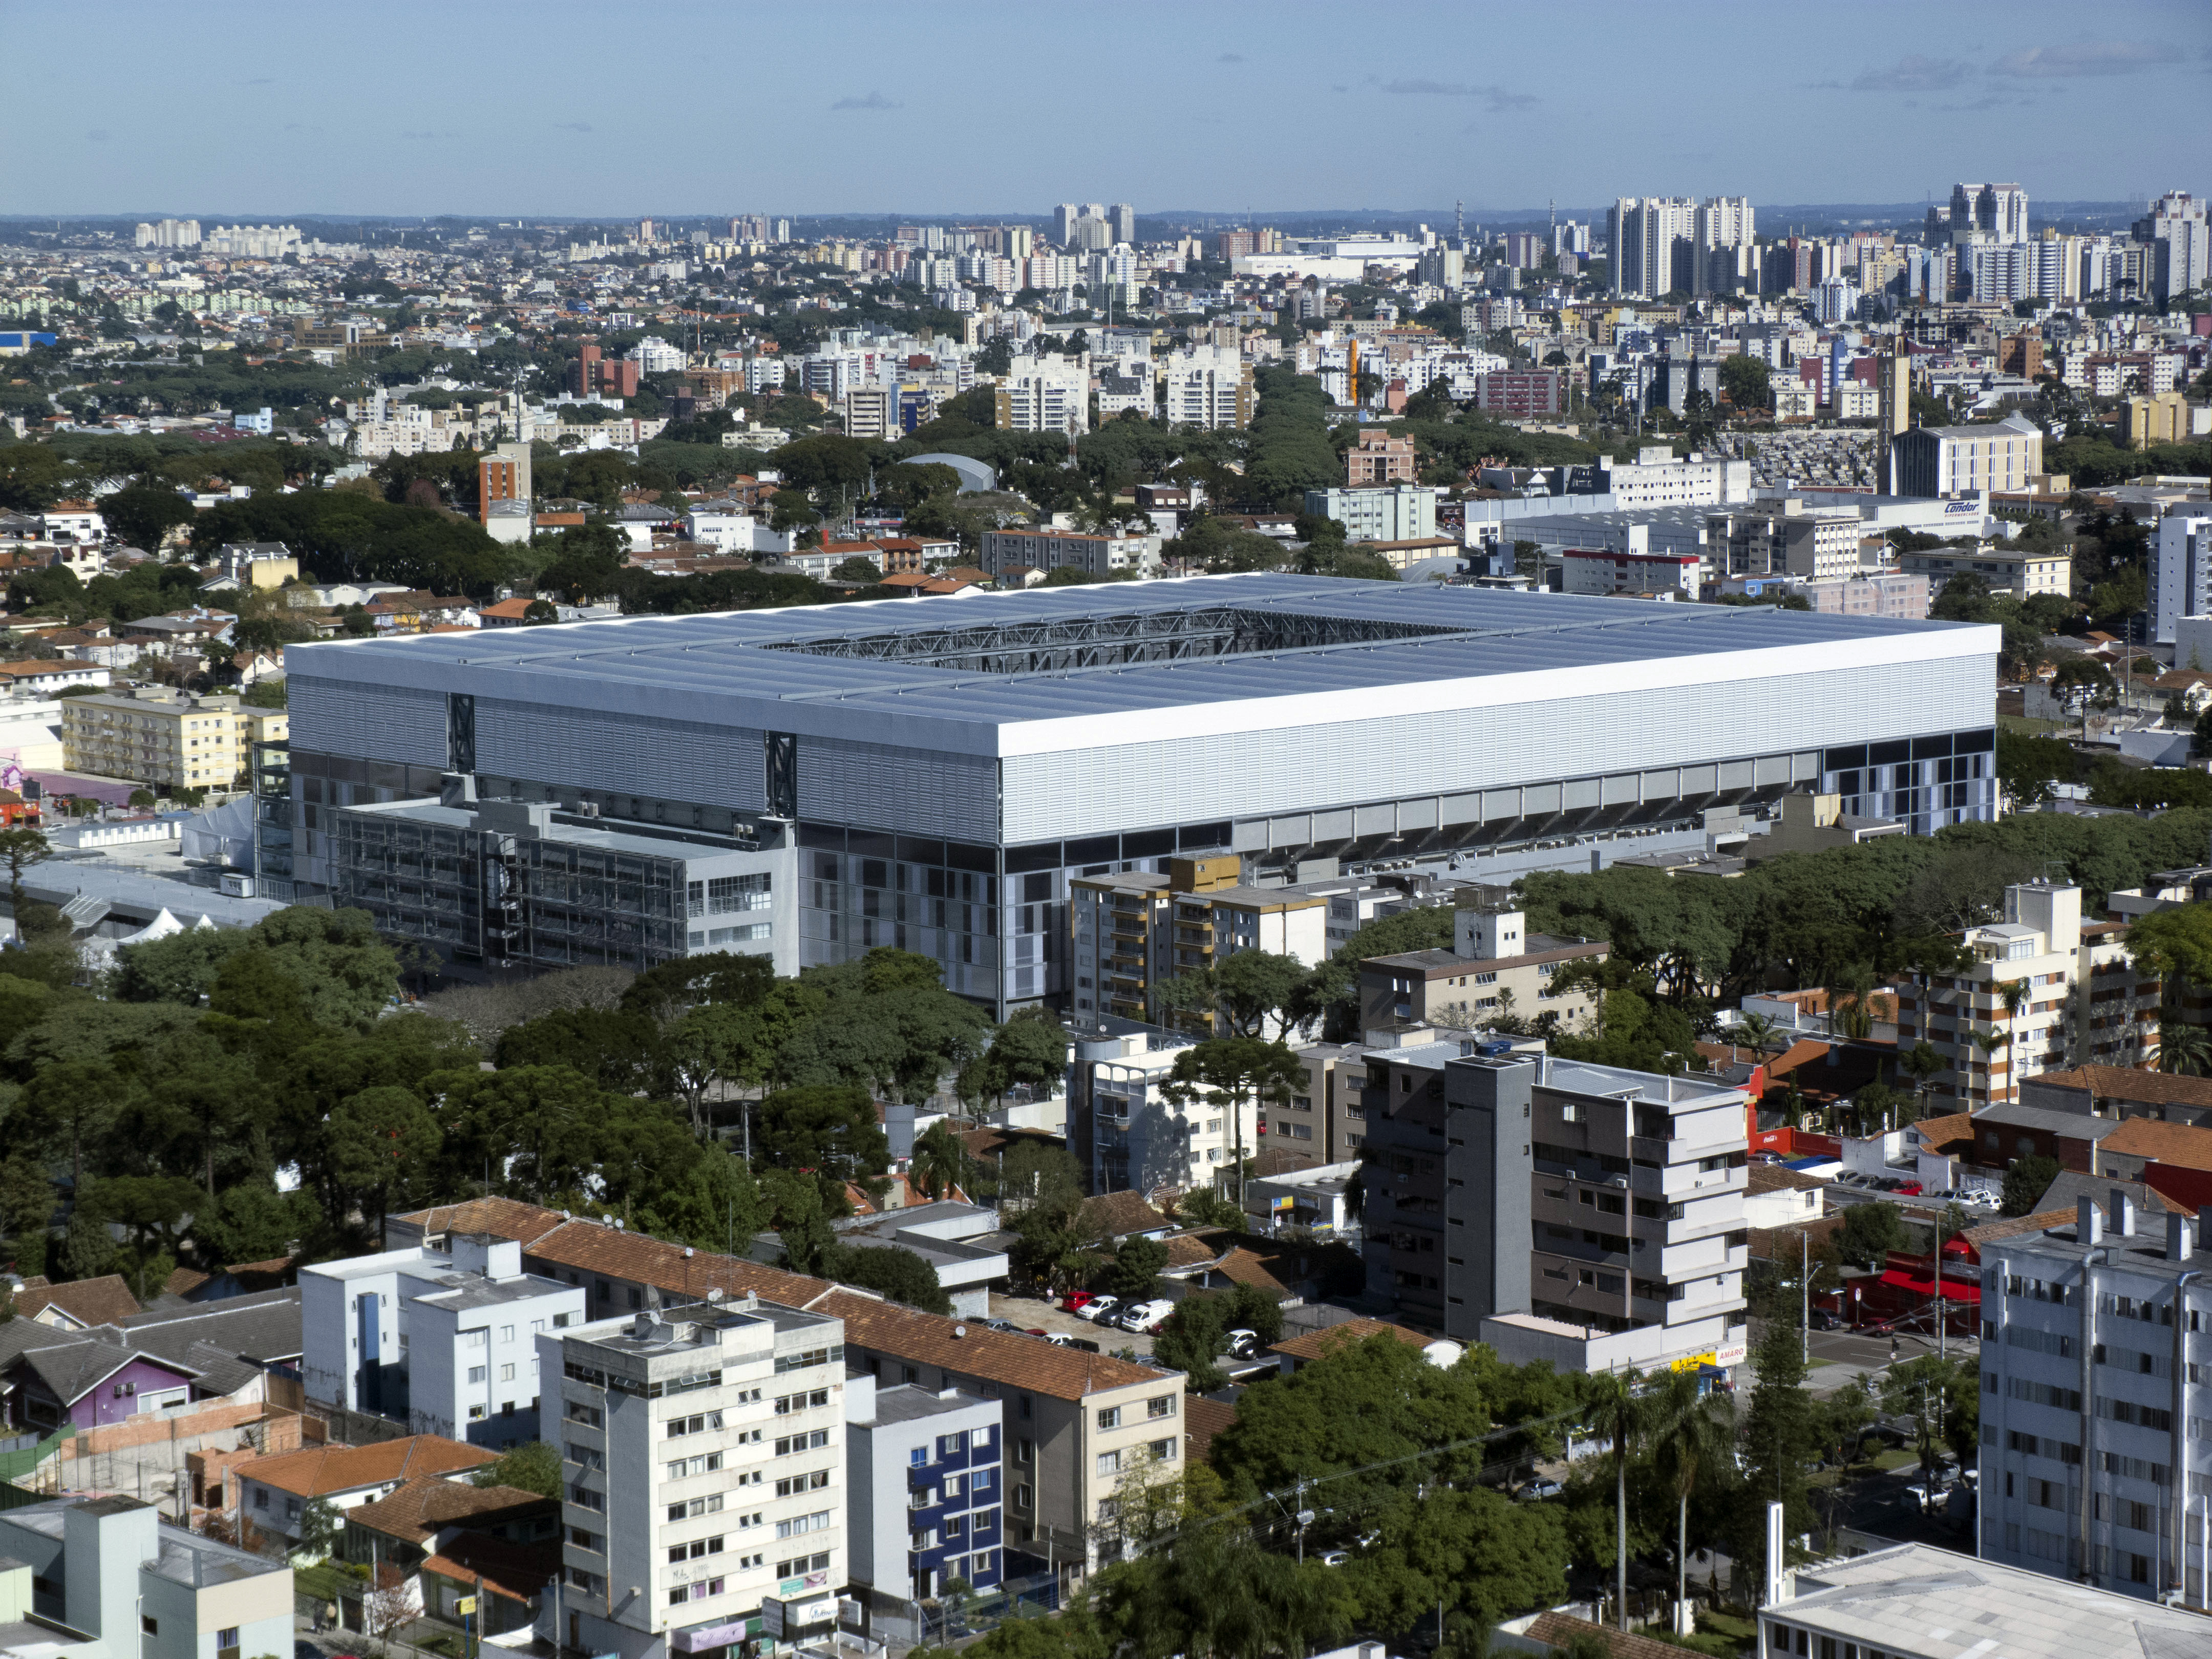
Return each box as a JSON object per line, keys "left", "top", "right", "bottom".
{"left": 1840, "top": 53, "right": 1971, "bottom": 92}
{"left": 85, "top": 128, "right": 110, "bottom": 141}
{"left": 555, "top": 120, "right": 592, "bottom": 132}
{"left": 831, "top": 91, "right": 900, "bottom": 111}
{"left": 1381, "top": 77, "right": 1535, "bottom": 111}
{"left": 1216, "top": 52, "right": 1242, "bottom": 62}
{"left": 1991, "top": 40, "right": 2165, "bottom": 77}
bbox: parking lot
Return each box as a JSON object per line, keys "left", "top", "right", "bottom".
{"left": 985, "top": 1291, "right": 1161, "bottom": 1359}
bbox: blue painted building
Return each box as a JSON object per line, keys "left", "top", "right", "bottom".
{"left": 844, "top": 1376, "right": 1003, "bottom": 1602}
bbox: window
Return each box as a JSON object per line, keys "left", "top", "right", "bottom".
{"left": 1150, "top": 1438, "right": 1176, "bottom": 1461}
{"left": 970, "top": 1427, "right": 992, "bottom": 1451}
{"left": 217, "top": 1630, "right": 239, "bottom": 1653}
{"left": 565, "top": 1401, "right": 602, "bottom": 1428}
{"left": 667, "top": 1453, "right": 724, "bottom": 1479}
{"left": 569, "top": 1484, "right": 605, "bottom": 1512}
{"left": 666, "top": 1413, "right": 724, "bottom": 1438}
{"left": 910, "top": 1447, "right": 929, "bottom": 1468}
{"left": 1097, "top": 1450, "right": 1121, "bottom": 1476}
{"left": 1147, "top": 1395, "right": 1174, "bottom": 1419}
{"left": 668, "top": 1495, "right": 726, "bottom": 1521}
{"left": 1096, "top": 1407, "right": 1120, "bottom": 1430}
{"left": 774, "top": 1511, "right": 833, "bottom": 1540}
{"left": 141, "top": 1618, "right": 158, "bottom": 1636}
{"left": 499, "top": 1325, "right": 515, "bottom": 1343}
{"left": 254, "top": 1487, "right": 268, "bottom": 1509}
{"left": 776, "top": 1551, "right": 832, "bottom": 1580}
{"left": 569, "top": 1527, "right": 601, "bottom": 1551}
{"left": 499, "top": 1363, "right": 515, "bottom": 1382}
{"left": 566, "top": 1442, "right": 604, "bottom": 1471}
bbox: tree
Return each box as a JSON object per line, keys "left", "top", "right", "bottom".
{"left": 1734, "top": 1317, "right": 1818, "bottom": 1586}
{"left": 196, "top": 1182, "right": 321, "bottom": 1267}
{"left": 296, "top": 1496, "right": 343, "bottom": 1560}
{"left": 830, "top": 1243, "right": 953, "bottom": 1313}
{"left": 1578, "top": 1368, "right": 1644, "bottom": 1629}
{"left": 2161, "top": 1020, "right": 2212, "bottom": 1075}
{"left": 24, "top": 1059, "right": 123, "bottom": 1193}
{"left": 58, "top": 1205, "right": 116, "bottom": 1281}
{"left": 2000, "top": 1153, "right": 2061, "bottom": 1217}
{"left": 0, "top": 1152, "right": 57, "bottom": 1280}
{"left": 1161, "top": 1038, "right": 1304, "bottom": 1205}
{"left": 472, "top": 1439, "right": 561, "bottom": 1499}
{"left": 831, "top": 554, "right": 882, "bottom": 582}
{"left": 1645, "top": 1368, "right": 1734, "bottom": 1626}
{"left": 0, "top": 826, "right": 49, "bottom": 918}
{"left": 1156, "top": 952, "right": 1311, "bottom": 1041}
{"left": 1836, "top": 1200, "right": 1908, "bottom": 1266}
{"left": 1718, "top": 354, "right": 1771, "bottom": 411}
{"left": 1107, "top": 1235, "right": 1169, "bottom": 1302}
{"left": 325, "top": 1086, "right": 444, "bottom": 1240}
{"left": 910, "top": 1120, "right": 972, "bottom": 1201}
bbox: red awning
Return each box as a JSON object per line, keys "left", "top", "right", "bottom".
{"left": 1877, "top": 1268, "right": 1982, "bottom": 1304}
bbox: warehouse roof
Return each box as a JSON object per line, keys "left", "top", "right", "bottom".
{"left": 289, "top": 573, "right": 1989, "bottom": 739}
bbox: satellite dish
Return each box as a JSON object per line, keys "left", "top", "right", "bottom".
{"left": 953, "top": 1324, "right": 967, "bottom": 1338}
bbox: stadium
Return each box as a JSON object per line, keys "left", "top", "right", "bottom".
{"left": 284, "top": 574, "right": 2000, "bottom": 1010}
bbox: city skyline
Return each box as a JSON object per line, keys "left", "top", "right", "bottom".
{"left": 5, "top": 0, "right": 2205, "bottom": 218}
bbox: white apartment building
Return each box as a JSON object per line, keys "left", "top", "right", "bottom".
{"left": 1589, "top": 445, "right": 1753, "bottom": 508}
{"left": 628, "top": 337, "right": 687, "bottom": 375}
{"left": 1303, "top": 483, "right": 1437, "bottom": 543}
{"left": 993, "top": 362, "right": 1089, "bottom": 434}
{"left": 2150, "top": 513, "right": 2212, "bottom": 645}
{"left": 976, "top": 528, "right": 1157, "bottom": 579}
{"left": 1978, "top": 1199, "right": 2212, "bottom": 1608}
{"left": 301, "top": 1233, "right": 586, "bottom": 1449}
{"left": 543, "top": 1297, "right": 849, "bottom": 1659}
{"left": 1891, "top": 413, "right": 2044, "bottom": 499}
{"left": 1080, "top": 1034, "right": 1259, "bottom": 1195}
{"left": 1892, "top": 882, "right": 2160, "bottom": 1108}
{"left": 1159, "top": 346, "right": 1253, "bottom": 430}
{"left": 1896, "top": 544, "right": 2072, "bottom": 602}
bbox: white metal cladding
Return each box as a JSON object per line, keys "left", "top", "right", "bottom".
{"left": 796, "top": 736, "right": 996, "bottom": 842}
{"left": 999, "top": 653, "right": 1990, "bottom": 843}
{"left": 475, "top": 698, "right": 769, "bottom": 812}
{"left": 291, "top": 675, "right": 445, "bottom": 768}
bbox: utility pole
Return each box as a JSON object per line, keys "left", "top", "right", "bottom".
{"left": 1802, "top": 1229, "right": 1811, "bottom": 1365}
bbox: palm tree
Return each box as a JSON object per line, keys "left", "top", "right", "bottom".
{"left": 909, "top": 1120, "right": 971, "bottom": 1201}
{"left": 1900, "top": 1039, "right": 1944, "bottom": 1119}
{"left": 1969, "top": 1027, "right": 2010, "bottom": 1107}
{"left": 1582, "top": 1368, "right": 1647, "bottom": 1630}
{"left": 1647, "top": 1369, "right": 1735, "bottom": 1630}
{"left": 1734, "top": 1012, "right": 1785, "bottom": 1062}
{"left": 2159, "top": 1020, "right": 2212, "bottom": 1077}
{"left": 1994, "top": 978, "right": 2032, "bottom": 1101}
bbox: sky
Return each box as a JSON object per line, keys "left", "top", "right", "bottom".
{"left": 5, "top": 0, "right": 2207, "bottom": 221}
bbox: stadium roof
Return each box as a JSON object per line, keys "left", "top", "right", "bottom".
{"left": 290, "top": 574, "right": 1993, "bottom": 753}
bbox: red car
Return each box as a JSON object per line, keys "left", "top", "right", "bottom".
{"left": 1895, "top": 1181, "right": 1923, "bottom": 1196}
{"left": 1060, "top": 1291, "right": 1098, "bottom": 1314}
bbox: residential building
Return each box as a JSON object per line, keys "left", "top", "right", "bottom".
{"left": 324, "top": 791, "right": 793, "bottom": 979}
{"left": 1070, "top": 1023, "right": 1257, "bottom": 1193}
{"left": 842, "top": 387, "right": 896, "bottom": 442}
{"left": 1358, "top": 903, "right": 1607, "bottom": 1037}
{"left": 232, "top": 1435, "right": 495, "bottom": 1544}
{"left": 843, "top": 1376, "right": 1003, "bottom": 1605}
{"left": 1346, "top": 430, "right": 1416, "bottom": 485}
{"left": 1302, "top": 484, "right": 1436, "bottom": 543}
{"left": 1158, "top": 348, "right": 1252, "bottom": 430}
{"left": 1897, "top": 543, "right": 2071, "bottom": 601}
{"left": 1474, "top": 370, "right": 1562, "bottom": 418}
{"left": 1706, "top": 502, "right": 1864, "bottom": 582}
{"left": 2151, "top": 514, "right": 2212, "bottom": 645}
{"left": 301, "top": 1232, "right": 587, "bottom": 1448}
{"left": 479, "top": 443, "right": 532, "bottom": 527}
{"left": 0, "top": 1496, "right": 291, "bottom": 1659}
{"left": 570, "top": 344, "right": 640, "bottom": 401}
{"left": 1570, "top": 446, "right": 1753, "bottom": 508}
{"left": 2121, "top": 392, "right": 2189, "bottom": 451}
{"left": 1890, "top": 413, "right": 2045, "bottom": 498}
{"left": 284, "top": 576, "right": 2002, "bottom": 1012}
{"left": 1950, "top": 181, "right": 2031, "bottom": 245}
{"left": 2134, "top": 189, "right": 2209, "bottom": 307}
{"left": 976, "top": 529, "right": 1157, "bottom": 580}
{"left": 994, "top": 364, "right": 1089, "bottom": 434}
{"left": 1068, "top": 852, "right": 1325, "bottom": 1028}
{"left": 339, "top": 1477, "right": 560, "bottom": 1636}
{"left": 61, "top": 687, "right": 253, "bottom": 792}
{"left": 1977, "top": 1199, "right": 2212, "bottom": 1605}
{"left": 1560, "top": 547, "right": 1701, "bottom": 600}
{"left": 1761, "top": 1537, "right": 2208, "bottom": 1654}
{"left": 543, "top": 1295, "right": 849, "bottom": 1659}
{"left": 206, "top": 543, "right": 299, "bottom": 590}
{"left": 820, "top": 1289, "right": 1181, "bottom": 1577}
{"left": 1363, "top": 1044, "right": 1752, "bottom": 1371}
{"left": 1892, "top": 882, "right": 2161, "bottom": 1108}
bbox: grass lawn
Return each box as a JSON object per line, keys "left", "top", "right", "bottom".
{"left": 1695, "top": 1608, "right": 1758, "bottom": 1653}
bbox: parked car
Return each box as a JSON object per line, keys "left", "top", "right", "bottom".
{"left": 1523, "top": 1477, "right": 1564, "bottom": 1500}
{"left": 984, "top": 1318, "right": 1024, "bottom": 1335}
{"left": 1224, "top": 1328, "right": 1260, "bottom": 1358}
{"left": 1047, "top": 1333, "right": 1102, "bottom": 1352}
{"left": 1118, "top": 1299, "right": 1176, "bottom": 1333}
{"left": 1752, "top": 1152, "right": 1784, "bottom": 1165}
{"left": 1074, "top": 1295, "right": 1120, "bottom": 1324}
{"left": 1894, "top": 1181, "right": 1923, "bottom": 1196}
{"left": 1958, "top": 1190, "right": 2000, "bottom": 1211}
{"left": 1318, "top": 1550, "right": 1351, "bottom": 1568}
{"left": 1060, "top": 1291, "right": 1098, "bottom": 1315}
